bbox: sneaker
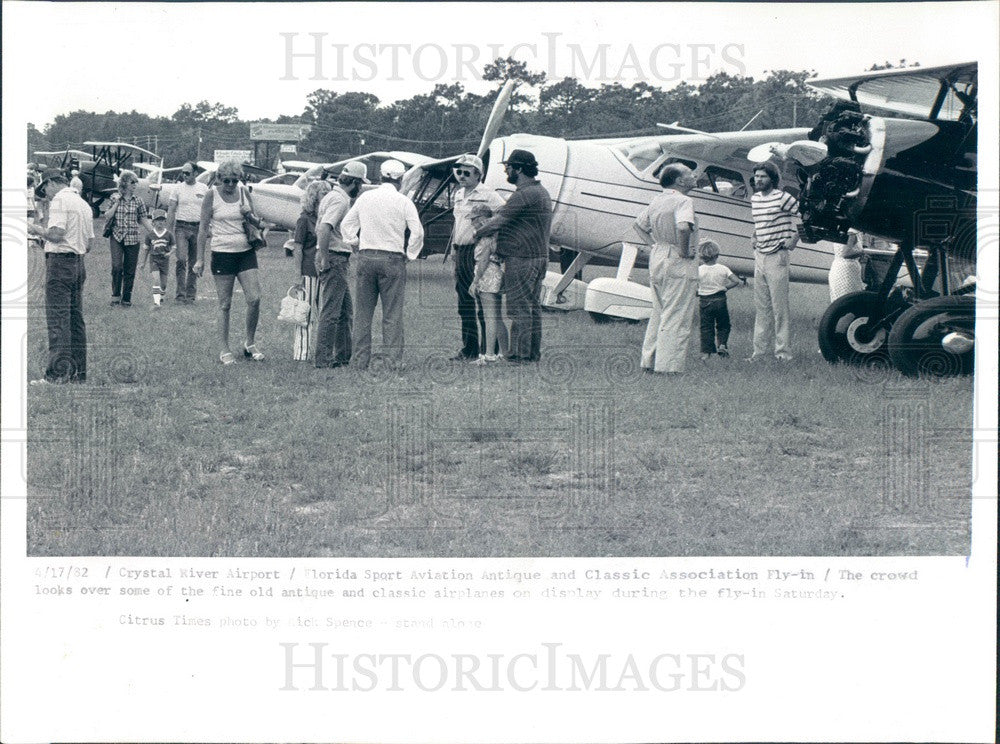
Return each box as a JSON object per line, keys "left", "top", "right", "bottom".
{"left": 110, "top": 297, "right": 121, "bottom": 306}
{"left": 473, "top": 354, "right": 488, "bottom": 366}
{"left": 121, "top": 301, "right": 132, "bottom": 308}
{"left": 717, "top": 345, "right": 729, "bottom": 358}
{"left": 29, "top": 378, "right": 53, "bottom": 386}
{"left": 775, "top": 354, "right": 793, "bottom": 362}
{"left": 699, "top": 353, "right": 710, "bottom": 361}
{"left": 484, "top": 353, "right": 501, "bottom": 363}
{"left": 744, "top": 355, "right": 766, "bottom": 363}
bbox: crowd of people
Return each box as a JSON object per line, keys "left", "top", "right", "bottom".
{"left": 28, "top": 152, "right": 859, "bottom": 386}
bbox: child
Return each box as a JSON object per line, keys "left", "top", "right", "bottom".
{"left": 469, "top": 204, "right": 508, "bottom": 364}
{"left": 139, "top": 208, "right": 175, "bottom": 307}
{"left": 697, "top": 239, "right": 741, "bottom": 359}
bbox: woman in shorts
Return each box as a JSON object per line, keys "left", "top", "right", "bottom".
{"left": 192, "top": 161, "right": 266, "bottom": 365}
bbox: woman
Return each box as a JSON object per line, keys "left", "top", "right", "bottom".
{"left": 290, "top": 179, "right": 331, "bottom": 361}
{"left": 105, "top": 169, "right": 154, "bottom": 307}
{"left": 192, "top": 161, "right": 266, "bottom": 365}
{"left": 469, "top": 204, "right": 508, "bottom": 363}
{"left": 829, "top": 228, "right": 866, "bottom": 302}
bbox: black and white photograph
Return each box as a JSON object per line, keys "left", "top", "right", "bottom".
{"left": 2, "top": 1, "right": 997, "bottom": 741}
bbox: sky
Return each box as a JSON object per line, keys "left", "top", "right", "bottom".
{"left": 4, "top": 1, "right": 997, "bottom": 128}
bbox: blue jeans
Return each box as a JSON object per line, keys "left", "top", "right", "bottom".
{"left": 351, "top": 251, "right": 407, "bottom": 370}
{"left": 503, "top": 255, "right": 546, "bottom": 361}
{"left": 110, "top": 237, "right": 139, "bottom": 302}
{"left": 315, "top": 253, "right": 353, "bottom": 367}
{"left": 174, "top": 222, "right": 199, "bottom": 299}
{"left": 44, "top": 253, "right": 87, "bottom": 382}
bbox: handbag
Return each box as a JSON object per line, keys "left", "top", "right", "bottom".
{"left": 102, "top": 217, "right": 115, "bottom": 239}
{"left": 239, "top": 187, "right": 267, "bottom": 250}
{"left": 277, "top": 285, "right": 311, "bottom": 326}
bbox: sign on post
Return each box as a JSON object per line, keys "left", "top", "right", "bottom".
{"left": 249, "top": 123, "right": 312, "bottom": 141}
{"left": 214, "top": 150, "right": 253, "bottom": 164}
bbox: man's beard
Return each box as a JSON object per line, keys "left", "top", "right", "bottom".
{"left": 506, "top": 171, "right": 518, "bottom": 185}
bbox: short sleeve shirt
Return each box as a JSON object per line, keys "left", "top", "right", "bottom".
{"left": 170, "top": 181, "right": 209, "bottom": 222}
{"left": 698, "top": 263, "right": 737, "bottom": 295}
{"left": 144, "top": 229, "right": 175, "bottom": 256}
{"left": 45, "top": 188, "right": 94, "bottom": 254}
{"left": 635, "top": 189, "right": 698, "bottom": 254}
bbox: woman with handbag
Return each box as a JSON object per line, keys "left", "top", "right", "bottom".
{"left": 829, "top": 228, "right": 866, "bottom": 302}
{"left": 105, "top": 169, "right": 155, "bottom": 307}
{"left": 288, "top": 179, "right": 331, "bottom": 361}
{"left": 469, "top": 204, "right": 508, "bottom": 364}
{"left": 192, "top": 161, "right": 266, "bottom": 365}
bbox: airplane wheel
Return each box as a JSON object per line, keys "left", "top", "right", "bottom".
{"left": 817, "top": 291, "right": 894, "bottom": 364}
{"left": 887, "top": 295, "right": 975, "bottom": 377}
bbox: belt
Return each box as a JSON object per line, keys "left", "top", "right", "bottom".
{"left": 331, "top": 250, "right": 352, "bottom": 257}
{"left": 175, "top": 219, "right": 200, "bottom": 226}
{"left": 699, "top": 290, "right": 726, "bottom": 299}
{"left": 453, "top": 243, "right": 475, "bottom": 250}
{"left": 46, "top": 251, "right": 83, "bottom": 258}
{"left": 359, "top": 249, "right": 404, "bottom": 256}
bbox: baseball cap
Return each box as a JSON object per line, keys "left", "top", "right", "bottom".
{"left": 151, "top": 208, "right": 167, "bottom": 220}
{"left": 339, "top": 161, "right": 370, "bottom": 183}
{"left": 40, "top": 168, "right": 68, "bottom": 183}
{"left": 380, "top": 159, "right": 407, "bottom": 179}
{"left": 454, "top": 153, "right": 484, "bottom": 174}
{"left": 501, "top": 149, "right": 537, "bottom": 168}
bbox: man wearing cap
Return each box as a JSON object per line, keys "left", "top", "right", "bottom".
{"left": 448, "top": 153, "right": 505, "bottom": 361}
{"left": 167, "top": 162, "right": 208, "bottom": 304}
{"left": 633, "top": 163, "right": 699, "bottom": 375}
{"left": 69, "top": 169, "right": 84, "bottom": 194}
{"left": 341, "top": 159, "right": 424, "bottom": 371}
{"left": 27, "top": 169, "right": 95, "bottom": 385}
{"left": 313, "top": 161, "right": 367, "bottom": 368}
{"left": 474, "top": 148, "right": 552, "bottom": 363}
{"left": 748, "top": 162, "right": 799, "bottom": 362}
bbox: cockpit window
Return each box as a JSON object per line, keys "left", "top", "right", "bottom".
{"left": 696, "top": 166, "right": 748, "bottom": 199}
{"left": 617, "top": 142, "right": 664, "bottom": 173}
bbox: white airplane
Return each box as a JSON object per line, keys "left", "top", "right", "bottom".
{"left": 401, "top": 81, "right": 838, "bottom": 322}
{"left": 246, "top": 151, "right": 434, "bottom": 230}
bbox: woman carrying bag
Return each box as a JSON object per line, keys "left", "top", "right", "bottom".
{"left": 192, "top": 161, "right": 266, "bottom": 365}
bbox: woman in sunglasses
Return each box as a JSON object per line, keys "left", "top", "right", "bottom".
{"left": 192, "top": 161, "right": 266, "bottom": 365}
{"left": 105, "top": 169, "right": 154, "bottom": 307}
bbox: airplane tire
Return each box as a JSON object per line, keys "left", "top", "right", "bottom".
{"left": 887, "top": 295, "right": 975, "bottom": 378}
{"left": 817, "top": 291, "right": 893, "bottom": 364}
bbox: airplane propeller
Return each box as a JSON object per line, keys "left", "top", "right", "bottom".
{"left": 476, "top": 79, "right": 517, "bottom": 161}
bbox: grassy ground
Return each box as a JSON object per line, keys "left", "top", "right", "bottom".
{"left": 26, "top": 225, "right": 974, "bottom": 556}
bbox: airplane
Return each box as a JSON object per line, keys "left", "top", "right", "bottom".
{"left": 33, "top": 141, "right": 161, "bottom": 215}
{"left": 246, "top": 151, "right": 434, "bottom": 231}
{"left": 400, "top": 80, "right": 840, "bottom": 324}
{"left": 773, "top": 62, "right": 978, "bottom": 377}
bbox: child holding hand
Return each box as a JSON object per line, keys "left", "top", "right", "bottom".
{"left": 697, "top": 239, "right": 741, "bottom": 359}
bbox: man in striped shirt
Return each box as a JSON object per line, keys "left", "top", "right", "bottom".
{"left": 749, "top": 162, "right": 799, "bottom": 361}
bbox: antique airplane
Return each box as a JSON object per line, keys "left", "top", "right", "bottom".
{"left": 768, "top": 61, "right": 978, "bottom": 376}
{"left": 246, "top": 151, "right": 433, "bottom": 230}
{"left": 34, "top": 141, "right": 161, "bottom": 215}
{"left": 399, "top": 81, "right": 839, "bottom": 323}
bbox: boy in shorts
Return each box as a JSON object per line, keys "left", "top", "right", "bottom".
{"left": 139, "top": 208, "right": 176, "bottom": 307}
{"left": 697, "top": 239, "right": 741, "bottom": 359}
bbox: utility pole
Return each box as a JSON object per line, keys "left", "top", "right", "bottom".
{"left": 792, "top": 96, "right": 798, "bottom": 128}
{"left": 196, "top": 127, "right": 202, "bottom": 160}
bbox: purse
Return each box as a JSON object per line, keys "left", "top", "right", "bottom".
{"left": 277, "top": 285, "right": 311, "bottom": 326}
{"left": 239, "top": 187, "right": 267, "bottom": 250}
{"left": 102, "top": 217, "right": 115, "bottom": 239}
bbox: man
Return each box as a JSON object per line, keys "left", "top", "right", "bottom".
{"left": 448, "top": 153, "right": 505, "bottom": 360}
{"left": 474, "top": 149, "right": 552, "bottom": 363}
{"left": 748, "top": 161, "right": 799, "bottom": 362}
{"left": 166, "top": 162, "right": 208, "bottom": 303}
{"left": 69, "top": 169, "right": 84, "bottom": 194}
{"left": 313, "top": 161, "right": 367, "bottom": 368}
{"left": 27, "top": 169, "right": 94, "bottom": 385}
{"left": 340, "top": 159, "right": 424, "bottom": 371}
{"left": 633, "top": 163, "right": 699, "bottom": 375}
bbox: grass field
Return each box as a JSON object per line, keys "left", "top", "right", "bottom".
{"left": 26, "top": 224, "right": 974, "bottom": 556}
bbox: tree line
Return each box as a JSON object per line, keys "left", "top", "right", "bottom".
{"left": 30, "top": 59, "right": 837, "bottom": 169}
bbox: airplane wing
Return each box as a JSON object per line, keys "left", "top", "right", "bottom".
{"left": 808, "top": 62, "right": 977, "bottom": 120}
{"left": 614, "top": 128, "right": 811, "bottom": 175}
{"left": 83, "top": 141, "right": 161, "bottom": 161}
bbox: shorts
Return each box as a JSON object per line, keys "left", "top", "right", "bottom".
{"left": 211, "top": 250, "right": 258, "bottom": 276}
{"left": 149, "top": 253, "right": 170, "bottom": 273}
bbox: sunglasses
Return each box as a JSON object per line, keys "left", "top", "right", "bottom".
{"left": 453, "top": 168, "right": 474, "bottom": 177}
{"left": 220, "top": 178, "right": 240, "bottom": 185}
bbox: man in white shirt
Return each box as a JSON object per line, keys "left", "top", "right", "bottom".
{"left": 166, "top": 163, "right": 209, "bottom": 303}
{"left": 27, "top": 169, "right": 95, "bottom": 385}
{"left": 448, "top": 153, "right": 505, "bottom": 360}
{"left": 340, "top": 159, "right": 425, "bottom": 371}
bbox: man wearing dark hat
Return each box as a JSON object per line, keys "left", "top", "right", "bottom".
{"left": 27, "top": 169, "right": 95, "bottom": 385}
{"left": 749, "top": 162, "right": 799, "bottom": 362}
{"left": 474, "top": 148, "right": 552, "bottom": 363}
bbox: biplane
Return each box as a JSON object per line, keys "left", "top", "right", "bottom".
{"left": 33, "top": 141, "right": 161, "bottom": 216}
{"left": 779, "top": 62, "right": 978, "bottom": 376}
